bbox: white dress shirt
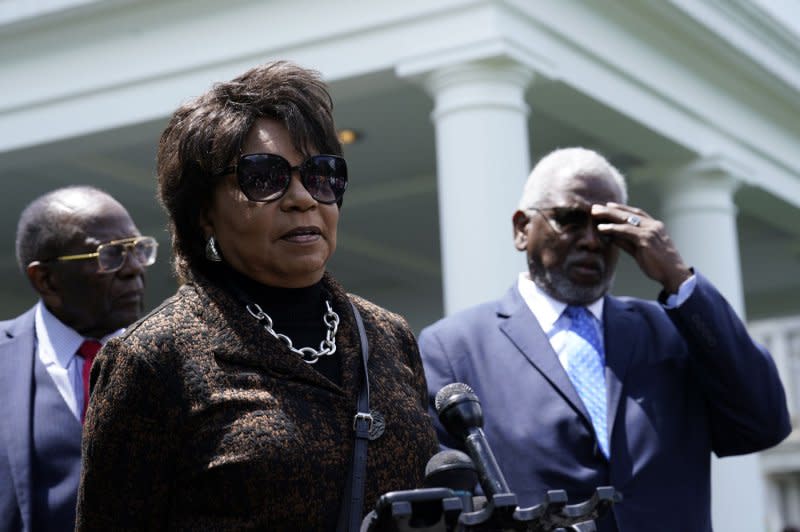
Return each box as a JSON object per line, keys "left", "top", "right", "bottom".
{"left": 34, "top": 301, "right": 122, "bottom": 421}
{"left": 515, "top": 272, "right": 697, "bottom": 371}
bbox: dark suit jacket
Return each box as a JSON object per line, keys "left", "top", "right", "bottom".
{"left": 0, "top": 307, "right": 84, "bottom": 532}
{"left": 419, "top": 273, "right": 790, "bottom": 531}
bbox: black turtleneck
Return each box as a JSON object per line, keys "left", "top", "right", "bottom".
{"left": 213, "top": 263, "right": 342, "bottom": 385}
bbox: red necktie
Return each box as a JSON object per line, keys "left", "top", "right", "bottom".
{"left": 78, "top": 339, "right": 102, "bottom": 424}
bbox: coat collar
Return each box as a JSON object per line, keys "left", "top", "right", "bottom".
{"left": 496, "top": 286, "right": 639, "bottom": 451}
{"left": 602, "top": 295, "right": 637, "bottom": 440}
{"left": 186, "top": 271, "right": 363, "bottom": 398}
{"left": 497, "top": 286, "right": 592, "bottom": 422}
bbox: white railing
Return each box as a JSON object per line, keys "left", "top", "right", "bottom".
{"left": 750, "top": 315, "right": 800, "bottom": 436}
{"left": 750, "top": 315, "right": 800, "bottom": 531}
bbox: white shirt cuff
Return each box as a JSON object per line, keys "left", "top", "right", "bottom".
{"left": 662, "top": 274, "right": 697, "bottom": 309}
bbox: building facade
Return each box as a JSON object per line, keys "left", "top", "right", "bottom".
{"left": 1, "top": 0, "right": 798, "bottom": 529}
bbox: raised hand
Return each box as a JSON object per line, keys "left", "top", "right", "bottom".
{"left": 592, "top": 202, "right": 692, "bottom": 294}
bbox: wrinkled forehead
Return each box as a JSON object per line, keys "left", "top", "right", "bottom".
{"left": 543, "top": 170, "right": 624, "bottom": 207}
{"left": 64, "top": 201, "right": 140, "bottom": 250}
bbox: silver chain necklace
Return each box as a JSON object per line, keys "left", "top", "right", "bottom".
{"left": 246, "top": 300, "right": 340, "bottom": 364}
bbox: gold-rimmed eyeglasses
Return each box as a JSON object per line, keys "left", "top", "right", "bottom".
{"left": 42, "top": 236, "right": 158, "bottom": 273}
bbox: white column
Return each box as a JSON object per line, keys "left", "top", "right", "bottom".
{"left": 787, "top": 476, "right": 800, "bottom": 528}
{"left": 661, "top": 165, "right": 743, "bottom": 312}
{"left": 421, "top": 58, "right": 534, "bottom": 314}
{"left": 661, "top": 162, "right": 767, "bottom": 532}
{"left": 765, "top": 475, "right": 783, "bottom": 532}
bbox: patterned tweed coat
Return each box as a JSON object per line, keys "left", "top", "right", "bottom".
{"left": 76, "top": 272, "right": 438, "bottom": 531}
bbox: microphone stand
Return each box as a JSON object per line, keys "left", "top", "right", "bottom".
{"left": 360, "top": 484, "right": 621, "bottom": 531}
{"left": 362, "top": 384, "right": 622, "bottom": 531}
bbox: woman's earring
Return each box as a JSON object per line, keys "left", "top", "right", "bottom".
{"left": 205, "top": 236, "right": 222, "bottom": 262}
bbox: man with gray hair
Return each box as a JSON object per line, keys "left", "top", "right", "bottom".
{"left": 0, "top": 186, "right": 157, "bottom": 531}
{"left": 419, "top": 147, "right": 790, "bottom": 531}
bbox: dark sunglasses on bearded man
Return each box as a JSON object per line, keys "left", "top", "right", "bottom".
{"left": 529, "top": 206, "right": 614, "bottom": 244}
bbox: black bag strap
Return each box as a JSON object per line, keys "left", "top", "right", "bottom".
{"left": 337, "top": 300, "right": 372, "bottom": 532}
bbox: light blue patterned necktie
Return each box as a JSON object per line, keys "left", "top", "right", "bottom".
{"left": 563, "top": 305, "right": 609, "bottom": 458}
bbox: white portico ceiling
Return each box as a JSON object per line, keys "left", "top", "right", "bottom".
{"left": 0, "top": 0, "right": 799, "bottom": 331}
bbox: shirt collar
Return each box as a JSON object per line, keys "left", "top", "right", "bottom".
{"left": 35, "top": 301, "right": 85, "bottom": 370}
{"left": 516, "top": 272, "right": 604, "bottom": 333}
{"left": 34, "top": 300, "right": 123, "bottom": 368}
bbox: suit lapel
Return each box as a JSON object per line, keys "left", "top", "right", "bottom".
{"left": 603, "top": 296, "right": 637, "bottom": 445}
{"left": 497, "top": 288, "right": 592, "bottom": 423}
{"left": 0, "top": 308, "right": 36, "bottom": 532}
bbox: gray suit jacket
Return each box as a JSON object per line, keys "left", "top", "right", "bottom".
{"left": 0, "top": 308, "right": 36, "bottom": 532}
{"left": 0, "top": 307, "right": 83, "bottom": 532}
{"left": 420, "top": 273, "right": 791, "bottom": 531}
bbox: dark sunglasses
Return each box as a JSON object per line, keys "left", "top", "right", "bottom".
{"left": 41, "top": 236, "right": 158, "bottom": 273}
{"left": 531, "top": 206, "right": 592, "bottom": 233}
{"left": 530, "top": 207, "right": 612, "bottom": 243}
{"left": 217, "top": 153, "right": 348, "bottom": 204}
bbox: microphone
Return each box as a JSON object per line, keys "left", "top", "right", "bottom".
{"left": 424, "top": 449, "right": 479, "bottom": 515}
{"left": 434, "top": 383, "right": 513, "bottom": 502}
{"left": 423, "top": 449, "right": 478, "bottom": 492}
{"left": 362, "top": 451, "right": 476, "bottom": 531}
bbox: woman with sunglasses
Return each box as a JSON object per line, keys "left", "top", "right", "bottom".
{"left": 76, "top": 61, "right": 438, "bottom": 531}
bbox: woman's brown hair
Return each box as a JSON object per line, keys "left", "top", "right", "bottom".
{"left": 156, "top": 61, "right": 342, "bottom": 282}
